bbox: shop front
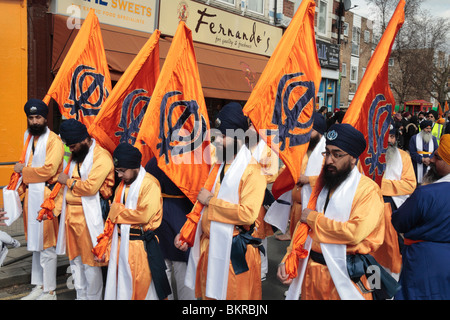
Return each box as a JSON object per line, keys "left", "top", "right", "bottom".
{"left": 48, "top": 0, "right": 282, "bottom": 123}
{"left": 316, "top": 39, "right": 340, "bottom": 112}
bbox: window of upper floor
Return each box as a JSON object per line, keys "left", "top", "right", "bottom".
{"left": 247, "top": 0, "right": 264, "bottom": 15}
{"left": 317, "top": 0, "right": 328, "bottom": 36}
{"left": 352, "top": 26, "right": 360, "bottom": 56}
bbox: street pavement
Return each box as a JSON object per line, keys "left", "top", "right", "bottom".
{"left": 0, "top": 233, "right": 291, "bottom": 300}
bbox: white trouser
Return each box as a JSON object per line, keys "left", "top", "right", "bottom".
{"left": 261, "top": 238, "right": 268, "bottom": 277}
{"left": 69, "top": 256, "right": 103, "bottom": 300}
{"left": 165, "top": 259, "right": 195, "bottom": 300}
{"left": 31, "top": 246, "right": 57, "bottom": 292}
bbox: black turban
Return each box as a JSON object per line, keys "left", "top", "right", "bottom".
{"left": 214, "top": 102, "right": 249, "bottom": 135}
{"left": 113, "top": 143, "right": 142, "bottom": 169}
{"left": 427, "top": 110, "right": 438, "bottom": 119}
{"left": 59, "top": 119, "right": 89, "bottom": 146}
{"left": 312, "top": 112, "right": 327, "bottom": 135}
{"left": 24, "top": 99, "right": 48, "bottom": 118}
{"left": 420, "top": 120, "right": 433, "bottom": 130}
{"left": 326, "top": 123, "right": 366, "bottom": 158}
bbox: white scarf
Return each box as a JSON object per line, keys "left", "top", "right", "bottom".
{"left": 288, "top": 166, "right": 364, "bottom": 300}
{"left": 435, "top": 173, "right": 450, "bottom": 184}
{"left": 56, "top": 139, "right": 104, "bottom": 255}
{"left": 25, "top": 128, "right": 50, "bottom": 252}
{"left": 185, "top": 145, "right": 253, "bottom": 300}
{"left": 383, "top": 147, "right": 409, "bottom": 208}
{"left": 264, "top": 136, "right": 326, "bottom": 234}
{"left": 104, "top": 166, "right": 157, "bottom": 300}
{"left": 415, "top": 133, "right": 434, "bottom": 184}
{"left": 286, "top": 135, "right": 325, "bottom": 300}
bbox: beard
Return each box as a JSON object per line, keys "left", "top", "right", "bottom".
{"left": 422, "top": 163, "right": 441, "bottom": 185}
{"left": 323, "top": 160, "right": 353, "bottom": 190}
{"left": 71, "top": 142, "right": 90, "bottom": 164}
{"left": 385, "top": 144, "right": 399, "bottom": 164}
{"left": 420, "top": 131, "right": 432, "bottom": 144}
{"left": 214, "top": 137, "right": 242, "bottom": 163}
{"left": 27, "top": 122, "right": 47, "bottom": 136}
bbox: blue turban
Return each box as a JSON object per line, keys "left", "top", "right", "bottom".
{"left": 24, "top": 99, "right": 48, "bottom": 118}
{"left": 325, "top": 123, "right": 366, "bottom": 158}
{"left": 59, "top": 119, "right": 89, "bottom": 146}
{"left": 312, "top": 112, "right": 327, "bottom": 135}
{"left": 113, "top": 143, "right": 142, "bottom": 169}
{"left": 215, "top": 102, "right": 249, "bottom": 135}
{"left": 420, "top": 120, "right": 432, "bottom": 130}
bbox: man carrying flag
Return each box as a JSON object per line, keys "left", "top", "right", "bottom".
{"left": 241, "top": 0, "right": 321, "bottom": 297}
{"left": 43, "top": 9, "right": 111, "bottom": 129}
{"left": 177, "top": 102, "right": 267, "bottom": 300}
{"left": 93, "top": 143, "right": 171, "bottom": 300}
{"left": 277, "top": 123, "right": 389, "bottom": 300}
{"left": 278, "top": 0, "right": 406, "bottom": 300}
{"left": 54, "top": 119, "right": 114, "bottom": 300}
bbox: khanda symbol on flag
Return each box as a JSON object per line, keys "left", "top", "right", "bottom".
{"left": 43, "top": 9, "right": 111, "bottom": 129}
{"left": 267, "top": 72, "right": 315, "bottom": 152}
{"left": 115, "top": 88, "right": 151, "bottom": 146}
{"left": 64, "top": 64, "right": 110, "bottom": 118}
{"left": 363, "top": 94, "right": 392, "bottom": 178}
{"left": 157, "top": 91, "right": 208, "bottom": 165}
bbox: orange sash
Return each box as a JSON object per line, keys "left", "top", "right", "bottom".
{"left": 91, "top": 181, "right": 125, "bottom": 259}
{"left": 7, "top": 134, "right": 32, "bottom": 190}
{"left": 178, "top": 163, "right": 221, "bottom": 247}
{"left": 37, "top": 163, "right": 71, "bottom": 221}
{"left": 285, "top": 171, "right": 325, "bottom": 279}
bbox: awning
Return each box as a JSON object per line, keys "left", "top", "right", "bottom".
{"left": 51, "top": 14, "right": 269, "bottom": 101}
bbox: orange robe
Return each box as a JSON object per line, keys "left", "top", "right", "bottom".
{"left": 283, "top": 174, "right": 385, "bottom": 300}
{"left": 55, "top": 142, "right": 114, "bottom": 266}
{"left": 373, "top": 148, "right": 416, "bottom": 274}
{"left": 196, "top": 162, "right": 267, "bottom": 300}
{"left": 20, "top": 131, "right": 64, "bottom": 250}
{"left": 106, "top": 173, "right": 163, "bottom": 300}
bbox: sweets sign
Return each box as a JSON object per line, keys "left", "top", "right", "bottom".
{"left": 50, "top": 0, "right": 157, "bottom": 33}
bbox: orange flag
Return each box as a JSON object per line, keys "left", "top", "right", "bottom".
{"left": 243, "top": 0, "right": 321, "bottom": 200}
{"left": 438, "top": 103, "right": 444, "bottom": 118}
{"left": 136, "top": 21, "right": 212, "bottom": 205}
{"left": 445, "top": 101, "right": 449, "bottom": 113}
{"left": 43, "top": 9, "right": 111, "bottom": 129}
{"left": 89, "top": 30, "right": 161, "bottom": 165}
{"left": 342, "top": 0, "right": 405, "bottom": 186}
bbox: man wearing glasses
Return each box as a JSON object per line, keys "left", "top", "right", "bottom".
{"left": 426, "top": 110, "right": 444, "bottom": 145}
{"left": 278, "top": 123, "right": 392, "bottom": 300}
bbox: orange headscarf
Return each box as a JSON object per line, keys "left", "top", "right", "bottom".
{"left": 436, "top": 134, "right": 450, "bottom": 165}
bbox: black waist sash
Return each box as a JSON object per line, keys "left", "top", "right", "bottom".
{"left": 230, "top": 225, "right": 265, "bottom": 275}
{"left": 129, "top": 229, "right": 172, "bottom": 300}
{"left": 309, "top": 250, "right": 401, "bottom": 300}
